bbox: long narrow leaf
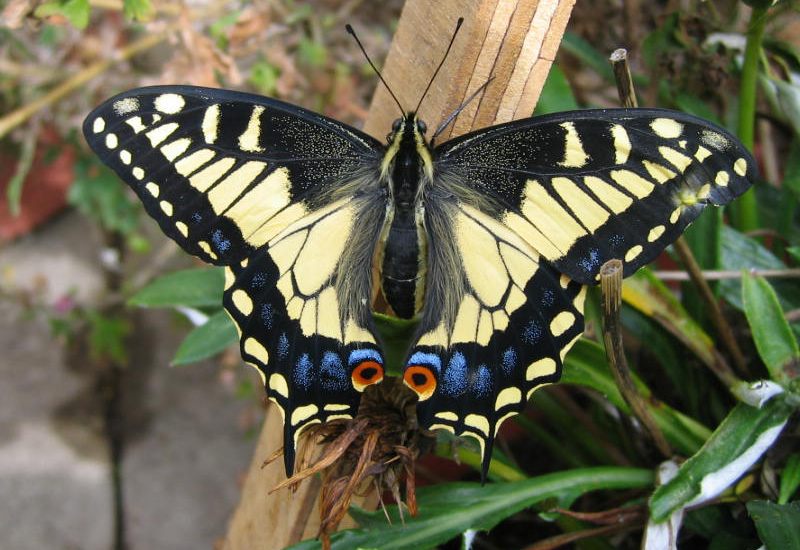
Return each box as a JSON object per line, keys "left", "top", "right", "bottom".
{"left": 172, "top": 309, "right": 238, "bottom": 365}
{"left": 286, "top": 467, "right": 653, "bottom": 550}
{"left": 747, "top": 500, "right": 800, "bottom": 550}
{"left": 742, "top": 273, "right": 800, "bottom": 386}
{"left": 129, "top": 268, "right": 224, "bottom": 308}
{"left": 649, "top": 397, "right": 792, "bottom": 523}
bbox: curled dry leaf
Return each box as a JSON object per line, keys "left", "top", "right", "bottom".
{"left": 266, "top": 377, "right": 433, "bottom": 550}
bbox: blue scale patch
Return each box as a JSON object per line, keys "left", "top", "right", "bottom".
{"left": 212, "top": 229, "right": 231, "bottom": 253}
{"left": 251, "top": 272, "right": 267, "bottom": 288}
{"left": 441, "top": 352, "right": 468, "bottom": 396}
{"left": 347, "top": 348, "right": 382, "bottom": 367}
{"left": 259, "top": 303, "right": 274, "bottom": 329}
{"left": 293, "top": 353, "right": 313, "bottom": 390}
{"left": 320, "top": 351, "right": 349, "bottom": 391}
{"left": 501, "top": 347, "right": 517, "bottom": 375}
{"left": 407, "top": 351, "right": 442, "bottom": 373}
{"left": 522, "top": 320, "right": 542, "bottom": 345}
{"left": 277, "top": 332, "right": 289, "bottom": 358}
{"left": 473, "top": 365, "right": 492, "bottom": 397}
{"left": 579, "top": 248, "right": 600, "bottom": 273}
{"left": 540, "top": 289, "right": 555, "bottom": 307}
{"left": 192, "top": 212, "right": 202, "bottom": 223}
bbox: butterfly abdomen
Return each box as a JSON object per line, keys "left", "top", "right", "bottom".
{"left": 380, "top": 207, "right": 426, "bottom": 318}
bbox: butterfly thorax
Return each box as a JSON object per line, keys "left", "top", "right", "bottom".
{"left": 378, "top": 114, "right": 432, "bottom": 319}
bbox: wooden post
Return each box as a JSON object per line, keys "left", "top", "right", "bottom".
{"left": 221, "top": 0, "right": 575, "bottom": 548}
{"left": 363, "top": 0, "right": 576, "bottom": 140}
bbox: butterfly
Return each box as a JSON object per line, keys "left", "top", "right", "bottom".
{"left": 83, "top": 60, "right": 755, "bottom": 478}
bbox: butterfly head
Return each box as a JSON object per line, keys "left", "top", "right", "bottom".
{"left": 380, "top": 112, "right": 434, "bottom": 192}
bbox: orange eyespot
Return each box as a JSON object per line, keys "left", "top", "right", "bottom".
{"left": 403, "top": 365, "right": 437, "bottom": 401}
{"left": 351, "top": 360, "right": 384, "bottom": 391}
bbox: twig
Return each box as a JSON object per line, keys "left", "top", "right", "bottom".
{"left": 0, "top": 31, "right": 168, "bottom": 139}
{"left": 653, "top": 267, "right": 800, "bottom": 281}
{"left": 600, "top": 260, "right": 672, "bottom": 458}
{"left": 609, "top": 48, "right": 637, "bottom": 108}
{"left": 672, "top": 237, "right": 749, "bottom": 376}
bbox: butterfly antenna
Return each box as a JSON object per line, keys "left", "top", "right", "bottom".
{"left": 414, "top": 17, "right": 464, "bottom": 114}
{"left": 431, "top": 76, "right": 494, "bottom": 143}
{"left": 346, "top": 24, "right": 404, "bottom": 115}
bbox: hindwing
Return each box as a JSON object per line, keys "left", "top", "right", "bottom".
{"left": 403, "top": 202, "right": 586, "bottom": 472}
{"left": 224, "top": 197, "right": 387, "bottom": 473}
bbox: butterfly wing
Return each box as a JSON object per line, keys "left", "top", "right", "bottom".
{"left": 435, "top": 108, "right": 757, "bottom": 284}
{"left": 84, "top": 86, "right": 388, "bottom": 474}
{"left": 404, "top": 108, "right": 756, "bottom": 473}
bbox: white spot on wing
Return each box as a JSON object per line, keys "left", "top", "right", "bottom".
{"left": 650, "top": 118, "right": 682, "bottom": 139}
{"left": 154, "top": 93, "right": 185, "bottom": 114}
{"left": 113, "top": 97, "right": 139, "bottom": 116}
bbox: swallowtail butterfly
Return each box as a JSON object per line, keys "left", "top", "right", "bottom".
{"left": 83, "top": 38, "right": 755, "bottom": 477}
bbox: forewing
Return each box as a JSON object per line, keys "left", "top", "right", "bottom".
{"left": 403, "top": 202, "right": 586, "bottom": 474}
{"left": 435, "top": 108, "right": 757, "bottom": 284}
{"left": 83, "top": 85, "right": 383, "bottom": 265}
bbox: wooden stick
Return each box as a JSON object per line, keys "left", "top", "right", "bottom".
{"left": 363, "top": 0, "right": 576, "bottom": 140}
{"left": 600, "top": 260, "right": 672, "bottom": 458}
{"left": 222, "top": 0, "right": 576, "bottom": 547}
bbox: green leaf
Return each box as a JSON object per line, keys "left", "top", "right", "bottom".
{"left": 70, "top": 158, "right": 140, "bottom": 235}
{"left": 747, "top": 500, "right": 800, "bottom": 550}
{"left": 650, "top": 397, "right": 792, "bottom": 523}
{"left": 248, "top": 59, "right": 280, "bottom": 96}
{"left": 129, "top": 268, "right": 224, "bottom": 309}
{"left": 286, "top": 467, "right": 653, "bottom": 550}
{"left": 621, "top": 269, "right": 717, "bottom": 373}
{"left": 35, "top": 0, "right": 90, "bottom": 29}
{"left": 673, "top": 91, "right": 722, "bottom": 125}
{"left": 123, "top": 0, "right": 153, "bottom": 21}
{"left": 87, "top": 311, "right": 130, "bottom": 364}
{"left": 533, "top": 64, "right": 578, "bottom": 116}
{"left": 742, "top": 273, "right": 800, "bottom": 386}
{"left": 559, "top": 32, "right": 614, "bottom": 84}
{"left": 172, "top": 309, "right": 238, "bottom": 365}
{"left": 641, "top": 12, "right": 681, "bottom": 70}
{"left": 298, "top": 36, "right": 328, "bottom": 67}
{"left": 720, "top": 226, "right": 800, "bottom": 313}
{"left": 561, "top": 339, "right": 709, "bottom": 455}
{"left": 779, "top": 454, "right": 800, "bottom": 505}
{"left": 682, "top": 207, "right": 723, "bottom": 323}
{"left": 768, "top": 77, "right": 800, "bottom": 136}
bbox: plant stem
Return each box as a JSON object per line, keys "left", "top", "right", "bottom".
{"left": 732, "top": 5, "right": 768, "bottom": 232}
